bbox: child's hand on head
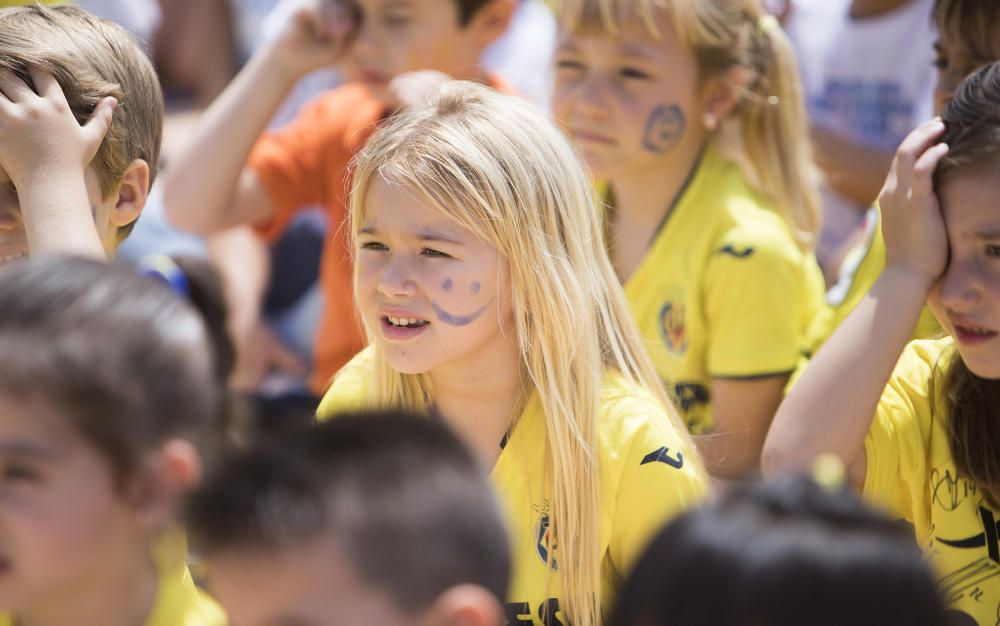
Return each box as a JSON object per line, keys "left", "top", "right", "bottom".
{"left": 0, "top": 68, "right": 115, "bottom": 192}
{"left": 267, "top": 0, "right": 358, "bottom": 80}
{"left": 879, "top": 118, "right": 951, "bottom": 287}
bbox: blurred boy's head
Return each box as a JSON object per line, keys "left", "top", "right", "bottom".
{"left": 933, "top": 0, "right": 1000, "bottom": 114}
{"left": 0, "top": 4, "right": 163, "bottom": 258}
{"left": 342, "top": 0, "right": 514, "bottom": 100}
{"left": 187, "top": 411, "right": 510, "bottom": 626}
{"left": 611, "top": 475, "right": 949, "bottom": 626}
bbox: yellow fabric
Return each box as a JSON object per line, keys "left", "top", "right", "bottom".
{"left": 620, "top": 146, "right": 827, "bottom": 434}
{"left": 319, "top": 348, "right": 706, "bottom": 624}
{"left": 0, "top": 531, "right": 227, "bottom": 626}
{"left": 864, "top": 337, "right": 998, "bottom": 624}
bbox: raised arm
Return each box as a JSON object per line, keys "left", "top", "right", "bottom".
{"left": 162, "top": 0, "right": 355, "bottom": 235}
{"left": 762, "top": 119, "right": 950, "bottom": 488}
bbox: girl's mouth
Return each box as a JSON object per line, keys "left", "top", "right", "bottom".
{"left": 954, "top": 324, "right": 998, "bottom": 346}
{"left": 380, "top": 316, "right": 430, "bottom": 340}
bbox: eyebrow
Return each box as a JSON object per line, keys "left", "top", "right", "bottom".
{"left": 974, "top": 229, "right": 1000, "bottom": 240}
{"left": 358, "top": 226, "right": 464, "bottom": 245}
{"left": 0, "top": 441, "right": 58, "bottom": 460}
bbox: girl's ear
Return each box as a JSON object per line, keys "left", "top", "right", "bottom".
{"left": 125, "top": 439, "right": 202, "bottom": 529}
{"left": 419, "top": 584, "right": 506, "bottom": 626}
{"left": 700, "top": 66, "right": 751, "bottom": 131}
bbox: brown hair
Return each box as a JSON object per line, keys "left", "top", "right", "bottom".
{"left": 934, "top": 0, "right": 1000, "bottom": 64}
{"left": 934, "top": 62, "right": 1000, "bottom": 509}
{"left": 0, "top": 256, "right": 239, "bottom": 485}
{"left": 560, "top": 0, "right": 821, "bottom": 249}
{"left": 0, "top": 4, "right": 164, "bottom": 239}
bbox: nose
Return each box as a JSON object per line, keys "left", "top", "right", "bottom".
{"left": 350, "top": 21, "right": 379, "bottom": 63}
{"left": 376, "top": 254, "right": 418, "bottom": 299}
{"left": 935, "top": 258, "right": 982, "bottom": 313}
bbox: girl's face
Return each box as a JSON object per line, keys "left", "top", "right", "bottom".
{"left": 932, "top": 24, "right": 1000, "bottom": 116}
{"left": 356, "top": 177, "right": 516, "bottom": 376}
{"left": 929, "top": 169, "right": 1000, "bottom": 378}
{"left": 0, "top": 393, "right": 144, "bottom": 611}
{"left": 551, "top": 11, "right": 706, "bottom": 181}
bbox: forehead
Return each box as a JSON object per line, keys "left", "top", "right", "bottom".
{"left": 559, "top": 7, "right": 681, "bottom": 57}
{"left": 360, "top": 177, "right": 473, "bottom": 240}
{"left": 354, "top": 0, "right": 459, "bottom": 18}
{"left": 939, "top": 168, "right": 1000, "bottom": 232}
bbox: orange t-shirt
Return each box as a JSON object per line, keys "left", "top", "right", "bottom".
{"left": 248, "top": 78, "right": 508, "bottom": 395}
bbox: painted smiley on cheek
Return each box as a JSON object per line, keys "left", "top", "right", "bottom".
{"left": 642, "top": 105, "right": 686, "bottom": 154}
{"left": 431, "top": 278, "right": 490, "bottom": 326}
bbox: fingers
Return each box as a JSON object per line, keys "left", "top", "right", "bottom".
{"left": 909, "top": 142, "right": 949, "bottom": 204}
{"left": 0, "top": 70, "right": 33, "bottom": 103}
{"left": 892, "top": 118, "right": 947, "bottom": 192}
{"left": 81, "top": 97, "right": 117, "bottom": 155}
{"left": 28, "top": 67, "right": 67, "bottom": 105}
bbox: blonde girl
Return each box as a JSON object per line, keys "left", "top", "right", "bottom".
{"left": 552, "top": 0, "right": 826, "bottom": 478}
{"left": 317, "top": 82, "right": 706, "bottom": 626}
{"left": 764, "top": 62, "right": 1000, "bottom": 624}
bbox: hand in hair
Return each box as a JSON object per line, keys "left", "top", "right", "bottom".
{"left": 879, "top": 118, "right": 951, "bottom": 287}
{"left": 0, "top": 68, "right": 115, "bottom": 258}
{"left": 264, "top": 0, "right": 358, "bottom": 81}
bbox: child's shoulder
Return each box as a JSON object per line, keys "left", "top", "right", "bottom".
{"left": 892, "top": 336, "right": 955, "bottom": 385}
{"left": 295, "top": 83, "right": 387, "bottom": 131}
{"left": 317, "top": 346, "right": 376, "bottom": 418}
{"left": 595, "top": 372, "right": 687, "bottom": 454}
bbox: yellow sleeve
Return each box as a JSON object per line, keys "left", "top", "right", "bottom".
{"left": 316, "top": 347, "right": 375, "bottom": 420}
{"left": 607, "top": 406, "right": 706, "bottom": 577}
{"left": 862, "top": 341, "right": 939, "bottom": 520}
{"left": 704, "top": 226, "right": 819, "bottom": 377}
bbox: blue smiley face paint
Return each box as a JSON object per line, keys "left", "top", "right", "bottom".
{"left": 471, "top": 281, "right": 481, "bottom": 294}
{"left": 431, "top": 301, "right": 490, "bottom": 326}
{"left": 642, "top": 105, "right": 685, "bottom": 154}
{"left": 442, "top": 277, "right": 454, "bottom": 291}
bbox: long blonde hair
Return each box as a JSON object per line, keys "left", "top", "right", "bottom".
{"left": 348, "top": 82, "right": 702, "bottom": 626}
{"left": 561, "top": 0, "right": 821, "bottom": 250}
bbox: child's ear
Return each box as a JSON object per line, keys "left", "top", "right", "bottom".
{"left": 420, "top": 585, "right": 505, "bottom": 626}
{"left": 110, "top": 159, "right": 151, "bottom": 229}
{"left": 700, "top": 66, "right": 750, "bottom": 132}
{"left": 467, "top": 0, "right": 516, "bottom": 48}
{"left": 126, "top": 439, "right": 202, "bottom": 529}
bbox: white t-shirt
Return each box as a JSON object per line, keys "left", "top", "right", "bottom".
{"left": 786, "top": 0, "right": 936, "bottom": 264}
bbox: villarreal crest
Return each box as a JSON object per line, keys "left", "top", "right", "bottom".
{"left": 659, "top": 301, "right": 688, "bottom": 355}
{"left": 534, "top": 501, "right": 558, "bottom": 570}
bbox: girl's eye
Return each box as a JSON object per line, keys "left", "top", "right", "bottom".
{"left": 360, "top": 241, "right": 388, "bottom": 252}
{"left": 556, "top": 59, "right": 585, "bottom": 72}
{"left": 932, "top": 56, "right": 948, "bottom": 70}
{"left": 421, "top": 248, "right": 451, "bottom": 259}
{"left": 986, "top": 244, "right": 1000, "bottom": 258}
{"left": 2, "top": 463, "right": 39, "bottom": 483}
{"left": 620, "top": 67, "right": 651, "bottom": 80}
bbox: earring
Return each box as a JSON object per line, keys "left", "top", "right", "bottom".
{"left": 703, "top": 112, "right": 718, "bottom": 131}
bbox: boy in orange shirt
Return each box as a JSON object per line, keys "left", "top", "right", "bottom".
{"left": 163, "top": 0, "right": 515, "bottom": 398}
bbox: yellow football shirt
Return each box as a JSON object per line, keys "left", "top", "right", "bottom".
{"left": 621, "top": 146, "right": 827, "bottom": 434}
{"left": 864, "top": 337, "right": 998, "bottom": 624}
{"left": 319, "top": 348, "right": 707, "bottom": 625}
{"left": 0, "top": 532, "right": 227, "bottom": 626}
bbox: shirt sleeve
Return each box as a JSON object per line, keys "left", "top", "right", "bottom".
{"left": 247, "top": 94, "right": 339, "bottom": 242}
{"left": 704, "top": 223, "right": 818, "bottom": 378}
{"left": 862, "top": 341, "right": 937, "bottom": 520}
{"left": 607, "top": 405, "right": 707, "bottom": 577}
{"left": 316, "top": 347, "right": 375, "bottom": 420}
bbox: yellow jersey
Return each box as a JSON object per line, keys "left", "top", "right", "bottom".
{"left": 0, "top": 532, "right": 227, "bottom": 626}
{"left": 318, "top": 348, "right": 706, "bottom": 625}
{"left": 864, "top": 337, "right": 998, "bottom": 624}
{"left": 621, "top": 146, "right": 826, "bottom": 434}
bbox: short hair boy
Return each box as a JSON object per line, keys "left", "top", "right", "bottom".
{"left": 186, "top": 411, "right": 511, "bottom": 626}
{"left": 0, "top": 4, "right": 163, "bottom": 259}
{"left": 162, "top": 0, "right": 516, "bottom": 397}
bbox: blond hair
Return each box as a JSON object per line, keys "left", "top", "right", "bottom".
{"left": 348, "top": 81, "right": 703, "bottom": 626}
{"left": 0, "top": 4, "right": 163, "bottom": 238}
{"left": 562, "top": 0, "right": 821, "bottom": 250}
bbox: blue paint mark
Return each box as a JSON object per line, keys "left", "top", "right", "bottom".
{"left": 432, "top": 301, "right": 489, "bottom": 326}
{"left": 642, "top": 105, "right": 685, "bottom": 154}
{"left": 442, "top": 278, "right": 453, "bottom": 291}
{"left": 471, "top": 281, "right": 481, "bottom": 294}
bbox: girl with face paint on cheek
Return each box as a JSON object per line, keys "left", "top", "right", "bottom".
{"left": 551, "top": 0, "right": 825, "bottom": 480}
{"left": 319, "top": 83, "right": 707, "bottom": 626}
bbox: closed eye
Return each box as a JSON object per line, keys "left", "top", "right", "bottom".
{"left": 360, "top": 241, "right": 388, "bottom": 252}
{"left": 620, "top": 67, "right": 651, "bottom": 80}
{"left": 421, "top": 248, "right": 452, "bottom": 259}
